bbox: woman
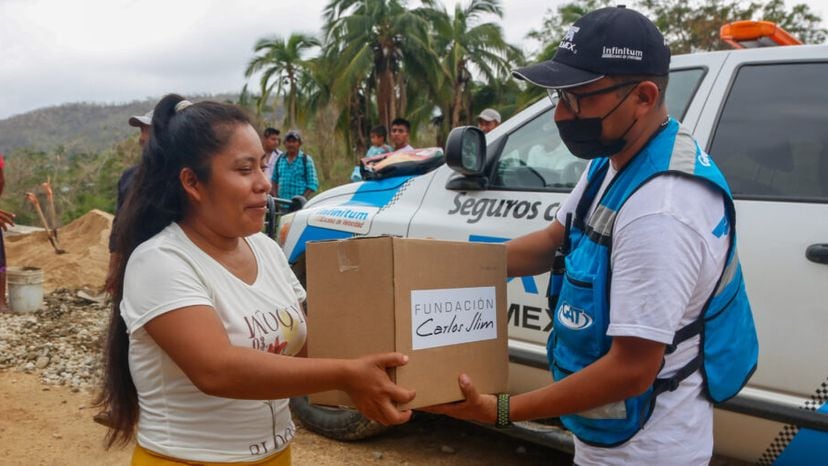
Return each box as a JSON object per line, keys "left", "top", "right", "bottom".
{"left": 98, "top": 94, "right": 415, "bottom": 465}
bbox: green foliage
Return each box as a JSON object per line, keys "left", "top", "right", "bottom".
{"left": 4, "top": 0, "right": 825, "bottom": 228}
{"left": 530, "top": 0, "right": 825, "bottom": 56}
{"left": 0, "top": 135, "right": 141, "bottom": 227}
{"left": 245, "top": 33, "right": 321, "bottom": 127}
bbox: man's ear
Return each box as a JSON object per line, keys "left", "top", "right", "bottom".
{"left": 634, "top": 81, "right": 661, "bottom": 115}
{"left": 179, "top": 167, "right": 203, "bottom": 203}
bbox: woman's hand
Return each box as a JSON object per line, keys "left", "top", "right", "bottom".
{"left": 420, "top": 374, "right": 497, "bottom": 424}
{"left": 0, "top": 209, "right": 15, "bottom": 231}
{"left": 343, "top": 352, "right": 416, "bottom": 426}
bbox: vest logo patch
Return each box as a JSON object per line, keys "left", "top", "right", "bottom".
{"left": 697, "top": 152, "right": 711, "bottom": 167}
{"left": 557, "top": 303, "right": 593, "bottom": 330}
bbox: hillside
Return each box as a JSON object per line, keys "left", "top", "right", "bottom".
{"left": 0, "top": 93, "right": 240, "bottom": 155}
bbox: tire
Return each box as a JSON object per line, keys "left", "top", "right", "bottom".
{"left": 289, "top": 396, "right": 389, "bottom": 441}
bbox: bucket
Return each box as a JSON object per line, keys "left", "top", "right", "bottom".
{"left": 7, "top": 266, "right": 45, "bottom": 313}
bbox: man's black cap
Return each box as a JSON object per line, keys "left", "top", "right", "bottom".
{"left": 513, "top": 6, "right": 670, "bottom": 89}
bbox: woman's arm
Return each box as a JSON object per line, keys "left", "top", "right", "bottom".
{"left": 143, "top": 305, "right": 415, "bottom": 425}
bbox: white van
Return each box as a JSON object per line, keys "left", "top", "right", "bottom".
{"left": 278, "top": 43, "right": 828, "bottom": 464}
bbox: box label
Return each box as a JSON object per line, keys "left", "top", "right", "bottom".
{"left": 411, "top": 286, "right": 498, "bottom": 350}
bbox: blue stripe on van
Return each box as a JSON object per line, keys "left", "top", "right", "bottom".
{"left": 772, "top": 403, "right": 828, "bottom": 465}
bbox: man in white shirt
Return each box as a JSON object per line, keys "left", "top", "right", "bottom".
{"left": 262, "top": 127, "right": 282, "bottom": 181}
{"left": 390, "top": 118, "right": 414, "bottom": 151}
{"left": 427, "top": 6, "right": 756, "bottom": 465}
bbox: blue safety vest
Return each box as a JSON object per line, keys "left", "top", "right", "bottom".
{"left": 547, "top": 119, "right": 759, "bottom": 447}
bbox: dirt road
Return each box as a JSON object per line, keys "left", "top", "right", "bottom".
{"left": 0, "top": 371, "right": 571, "bottom": 465}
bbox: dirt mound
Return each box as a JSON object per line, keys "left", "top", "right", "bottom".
{"left": 6, "top": 209, "right": 112, "bottom": 292}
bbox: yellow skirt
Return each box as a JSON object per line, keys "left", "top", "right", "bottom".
{"left": 131, "top": 444, "right": 291, "bottom": 466}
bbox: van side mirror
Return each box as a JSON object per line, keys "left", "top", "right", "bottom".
{"left": 445, "top": 126, "right": 486, "bottom": 176}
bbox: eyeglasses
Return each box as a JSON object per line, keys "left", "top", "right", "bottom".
{"left": 548, "top": 80, "right": 641, "bottom": 114}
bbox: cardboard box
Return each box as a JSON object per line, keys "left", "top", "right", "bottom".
{"left": 306, "top": 236, "right": 508, "bottom": 410}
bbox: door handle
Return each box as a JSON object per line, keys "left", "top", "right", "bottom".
{"left": 806, "top": 244, "right": 828, "bottom": 264}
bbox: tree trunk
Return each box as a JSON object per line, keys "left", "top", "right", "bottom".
{"left": 396, "top": 73, "right": 406, "bottom": 120}
{"left": 450, "top": 81, "right": 464, "bottom": 128}
{"left": 377, "top": 67, "right": 394, "bottom": 131}
{"left": 289, "top": 78, "right": 297, "bottom": 129}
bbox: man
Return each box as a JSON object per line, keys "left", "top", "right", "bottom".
{"left": 104, "top": 110, "right": 152, "bottom": 293}
{"left": 0, "top": 152, "right": 14, "bottom": 312}
{"left": 270, "top": 129, "right": 318, "bottom": 199}
{"left": 261, "top": 127, "right": 282, "bottom": 181}
{"left": 476, "top": 108, "right": 501, "bottom": 133}
{"left": 427, "top": 7, "right": 756, "bottom": 465}
{"left": 389, "top": 118, "right": 414, "bottom": 151}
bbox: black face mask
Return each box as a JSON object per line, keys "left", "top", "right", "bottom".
{"left": 555, "top": 88, "right": 638, "bottom": 160}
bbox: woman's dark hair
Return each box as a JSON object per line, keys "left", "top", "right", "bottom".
{"left": 96, "top": 94, "right": 252, "bottom": 447}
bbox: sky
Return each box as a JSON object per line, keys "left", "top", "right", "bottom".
{"left": 1, "top": 0, "right": 827, "bottom": 120}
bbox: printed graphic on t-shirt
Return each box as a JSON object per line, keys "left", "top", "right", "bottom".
{"left": 249, "top": 401, "right": 296, "bottom": 457}
{"left": 242, "top": 302, "right": 306, "bottom": 355}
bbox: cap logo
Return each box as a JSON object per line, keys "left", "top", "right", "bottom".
{"left": 601, "top": 46, "right": 643, "bottom": 61}
{"left": 559, "top": 26, "right": 580, "bottom": 54}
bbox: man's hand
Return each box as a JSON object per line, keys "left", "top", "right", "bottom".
{"left": 420, "top": 374, "right": 497, "bottom": 424}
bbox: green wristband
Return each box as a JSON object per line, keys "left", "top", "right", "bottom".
{"left": 495, "top": 393, "right": 512, "bottom": 428}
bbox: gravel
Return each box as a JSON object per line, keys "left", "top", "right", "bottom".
{"left": 0, "top": 289, "right": 110, "bottom": 391}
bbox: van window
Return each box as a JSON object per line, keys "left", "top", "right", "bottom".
{"left": 709, "top": 63, "right": 828, "bottom": 201}
{"left": 490, "top": 108, "right": 587, "bottom": 191}
{"left": 666, "top": 68, "right": 705, "bottom": 121}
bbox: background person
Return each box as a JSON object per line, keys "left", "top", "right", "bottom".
{"left": 270, "top": 129, "right": 318, "bottom": 200}
{"left": 352, "top": 125, "right": 393, "bottom": 182}
{"left": 366, "top": 125, "right": 393, "bottom": 157}
{"left": 0, "top": 152, "right": 14, "bottom": 312}
{"left": 476, "top": 108, "right": 501, "bottom": 133}
{"left": 389, "top": 118, "right": 413, "bottom": 151}
{"left": 426, "top": 7, "right": 755, "bottom": 466}
{"left": 104, "top": 110, "right": 152, "bottom": 294}
{"left": 98, "top": 94, "right": 414, "bottom": 465}
{"left": 262, "top": 127, "right": 282, "bottom": 181}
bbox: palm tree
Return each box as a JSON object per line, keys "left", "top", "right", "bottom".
{"left": 322, "top": 0, "right": 434, "bottom": 131}
{"left": 423, "top": 0, "right": 522, "bottom": 135}
{"left": 245, "top": 33, "right": 321, "bottom": 127}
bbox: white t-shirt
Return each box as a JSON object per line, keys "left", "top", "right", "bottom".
{"left": 264, "top": 150, "right": 281, "bottom": 181}
{"left": 121, "top": 223, "right": 307, "bottom": 463}
{"left": 557, "top": 164, "right": 729, "bottom": 466}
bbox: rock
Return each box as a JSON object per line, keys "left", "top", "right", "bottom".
{"left": 52, "top": 433, "right": 62, "bottom": 439}
{"left": 372, "top": 451, "right": 384, "bottom": 460}
{"left": 0, "top": 290, "right": 110, "bottom": 391}
{"left": 440, "top": 445, "right": 456, "bottom": 454}
{"left": 516, "top": 445, "right": 527, "bottom": 454}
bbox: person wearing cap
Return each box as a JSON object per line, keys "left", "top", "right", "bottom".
{"left": 427, "top": 6, "right": 755, "bottom": 465}
{"left": 103, "top": 110, "right": 153, "bottom": 294}
{"left": 270, "top": 129, "right": 318, "bottom": 200}
{"left": 476, "top": 108, "right": 501, "bottom": 133}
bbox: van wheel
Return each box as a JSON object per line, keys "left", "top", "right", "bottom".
{"left": 289, "top": 396, "right": 389, "bottom": 441}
